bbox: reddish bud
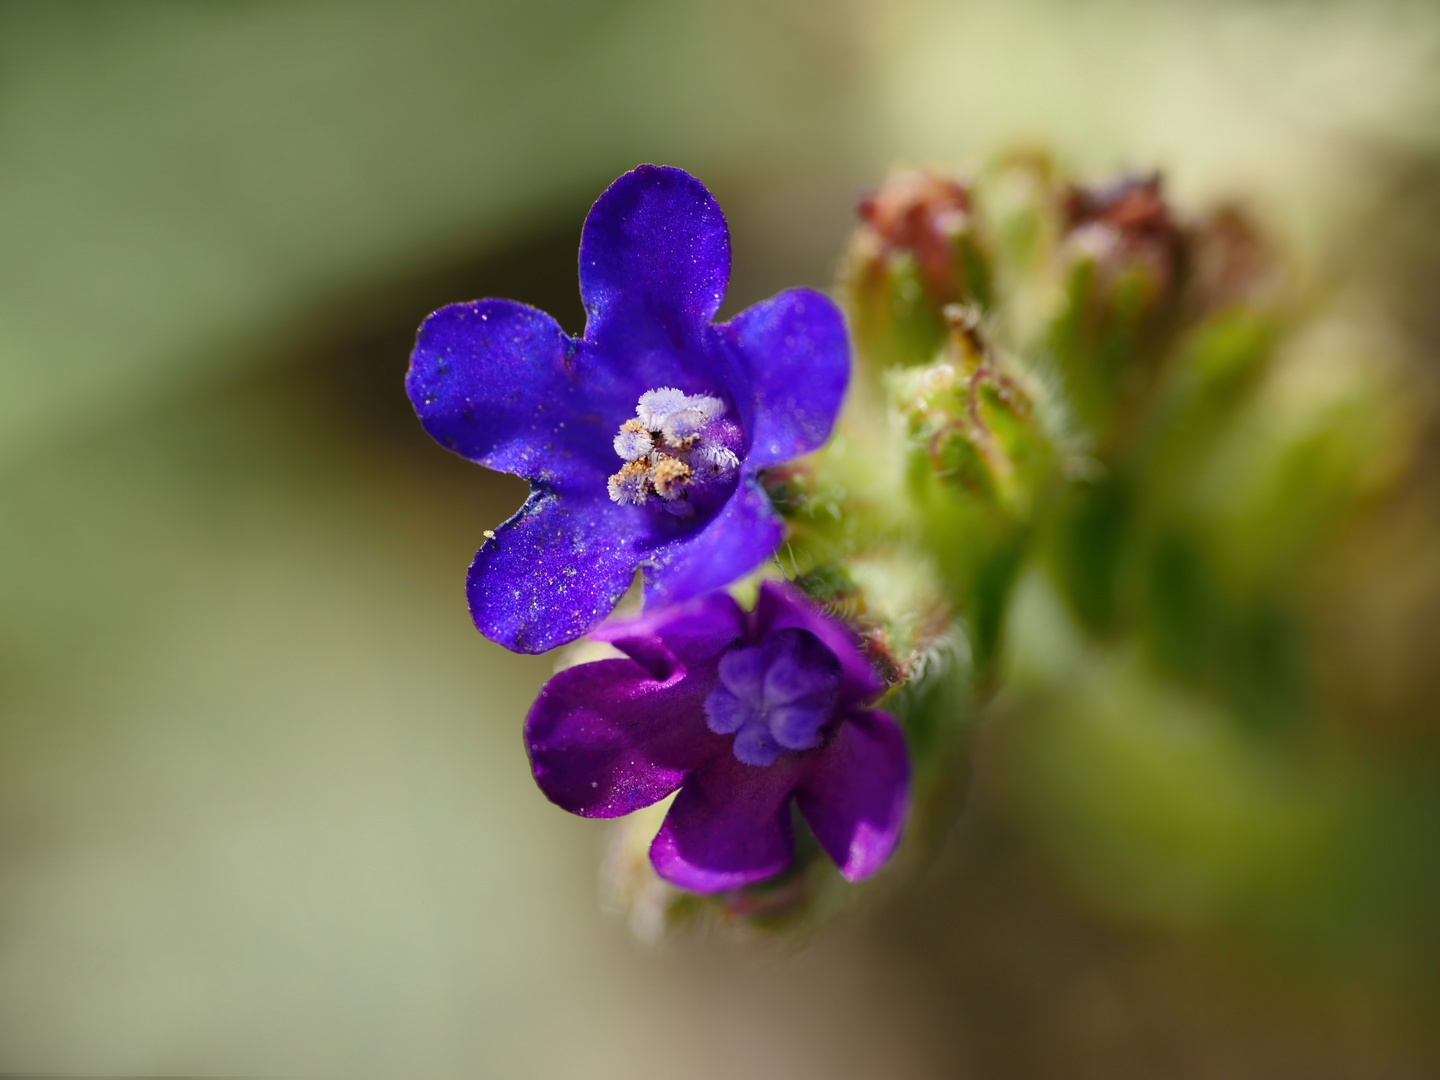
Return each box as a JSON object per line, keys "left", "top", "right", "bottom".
{"left": 857, "top": 170, "right": 975, "bottom": 302}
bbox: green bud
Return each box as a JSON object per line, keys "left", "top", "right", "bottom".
{"left": 886, "top": 309, "right": 1057, "bottom": 677}
{"left": 973, "top": 151, "right": 1064, "bottom": 342}
{"left": 844, "top": 170, "right": 995, "bottom": 373}
{"left": 1043, "top": 175, "right": 1186, "bottom": 444}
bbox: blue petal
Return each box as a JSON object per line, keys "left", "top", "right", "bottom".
{"left": 720, "top": 288, "right": 850, "bottom": 469}
{"left": 579, "top": 165, "right": 730, "bottom": 349}
{"left": 408, "top": 298, "right": 619, "bottom": 484}
{"left": 761, "top": 628, "right": 841, "bottom": 708}
{"left": 754, "top": 582, "right": 886, "bottom": 705}
{"left": 716, "top": 642, "right": 770, "bottom": 706}
{"left": 466, "top": 490, "right": 641, "bottom": 654}
{"left": 768, "top": 703, "right": 829, "bottom": 752}
{"left": 732, "top": 723, "right": 784, "bottom": 767}
{"left": 643, "top": 479, "right": 784, "bottom": 606}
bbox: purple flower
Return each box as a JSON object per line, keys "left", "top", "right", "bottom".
{"left": 407, "top": 165, "right": 851, "bottom": 653}
{"left": 526, "top": 582, "right": 910, "bottom": 893}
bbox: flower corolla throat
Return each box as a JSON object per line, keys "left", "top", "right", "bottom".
{"left": 607, "top": 387, "right": 741, "bottom": 517}
{"left": 703, "top": 627, "right": 843, "bottom": 767}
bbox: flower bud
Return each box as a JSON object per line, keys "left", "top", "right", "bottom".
{"left": 1063, "top": 174, "right": 1184, "bottom": 299}
{"left": 844, "top": 170, "right": 995, "bottom": 373}
{"left": 1185, "top": 204, "right": 1280, "bottom": 316}
{"left": 1043, "top": 174, "right": 1188, "bottom": 443}
{"left": 889, "top": 308, "right": 1058, "bottom": 675}
{"left": 896, "top": 309, "right": 1050, "bottom": 514}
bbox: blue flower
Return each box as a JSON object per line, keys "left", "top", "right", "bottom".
{"left": 407, "top": 165, "right": 850, "bottom": 653}
{"left": 526, "top": 583, "right": 910, "bottom": 892}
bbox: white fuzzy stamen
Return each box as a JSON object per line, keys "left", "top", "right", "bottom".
{"left": 689, "top": 443, "right": 739, "bottom": 482}
{"left": 608, "top": 387, "right": 736, "bottom": 509}
{"left": 636, "top": 387, "right": 689, "bottom": 428}
{"left": 613, "top": 426, "right": 653, "bottom": 461}
{"left": 689, "top": 395, "right": 726, "bottom": 420}
{"left": 661, "top": 408, "right": 707, "bottom": 445}
{"left": 607, "top": 463, "right": 649, "bottom": 505}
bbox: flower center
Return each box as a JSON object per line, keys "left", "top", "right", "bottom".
{"left": 702, "top": 628, "right": 842, "bottom": 767}
{"left": 607, "top": 388, "right": 741, "bottom": 517}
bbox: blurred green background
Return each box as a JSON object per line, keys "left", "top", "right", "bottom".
{"left": 2, "top": 1, "right": 1439, "bottom": 1076}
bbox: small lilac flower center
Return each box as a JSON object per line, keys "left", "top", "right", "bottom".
{"left": 703, "top": 628, "right": 842, "bottom": 767}
{"left": 607, "top": 388, "right": 741, "bottom": 518}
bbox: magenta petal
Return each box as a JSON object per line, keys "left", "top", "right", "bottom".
{"left": 721, "top": 289, "right": 850, "bottom": 470}
{"left": 795, "top": 709, "right": 910, "bottom": 882}
{"left": 579, "top": 165, "right": 730, "bottom": 342}
{"left": 649, "top": 754, "right": 801, "bottom": 893}
{"left": 466, "top": 492, "right": 640, "bottom": 654}
{"left": 753, "top": 582, "right": 886, "bottom": 703}
{"left": 644, "top": 480, "right": 784, "bottom": 607}
{"left": 526, "top": 658, "right": 717, "bottom": 819}
{"left": 592, "top": 591, "right": 746, "bottom": 679}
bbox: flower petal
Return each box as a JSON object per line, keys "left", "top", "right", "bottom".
{"left": 408, "top": 299, "right": 620, "bottom": 484}
{"left": 732, "top": 723, "right": 784, "bottom": 767}
{"left": 649, "top": 754, "right": 802, "bottom": 893}
{"left": 716, "top": 642, "right": 770, "bottom": 705}
{"left": 591, "top": 590, "right": 745, "bottom": 681}
{"left": 643, "top": 479, "right": 784, "bottom": 606}
{"left": 526, "top": 657, "right": 718, "bottom": 819}
{"left": 753, "top": 582, "right": 886, "bottom": 703}
{"left": 721, "top": 288, "right": 850, "bottom": 469}
{"left": 795, "top": 709, "right": 910, "bottom": 883}
{"left": 466, "top": 491, "right": 641, "bottom": 654}
{"left": 579, "top": 165, "right": 730, "bottom": 345}
{"left": 761, "top": 628, "right": 841, "bottom": 707}
{"left": 702, "top": 687, "right": 752, "bottom": 736}
{"left": 767, "top": 703, "right": 829, "bottom": 753}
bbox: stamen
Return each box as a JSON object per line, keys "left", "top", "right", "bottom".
{"left": 636, "top": 387, "right": 689, "bottom": 428}
{"left": 691, "top": 395, "right": 726, "bottom": 420}
{"left": 650, "top": 457, "right": 692, "bottom": 499}
{"left": 660, "top": 408, "right": 707, "bottom": 446}
{"left": 613, "top": 418, "right": 653, "bottom": 461}
{"left": 689, "top": 444, "right": 739, "bottom": 482}
{"left": 606, "top": 460, "right": 650, "bottom": 506}
{"left": 607, "top": 387, "right": 739, "bottom": 510}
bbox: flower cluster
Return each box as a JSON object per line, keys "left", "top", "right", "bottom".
{"left": 408, "top": 165, "right": 910, "bottom": 898}
{"left": 408, "top": 147, "right": 1424, "bottom": 968}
